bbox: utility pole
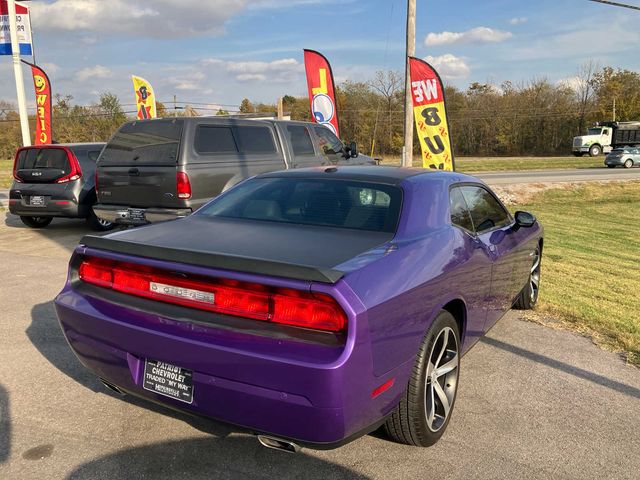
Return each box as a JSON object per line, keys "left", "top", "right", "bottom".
{"left": 8, "top": 0, "right": 31, "bottom": 146}
{"left": 402, "top": 0, "right": 416, "bottom": 167}
{"left": 277, "top": 97, "right": 284, "bottom": 120}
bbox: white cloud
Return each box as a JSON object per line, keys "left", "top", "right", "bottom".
{"left": 556, "top": 76, "right": 586, "bottom": 92}
{"left": 237, "top": 74, "right": 267, "bottom": 82}
{"left": 31, "top": 0, "right": 251, "bottom": 38}
{"left": 76, "top": 65, "right": 113, "bottom": 82}
{"left": 202, "top": 57, "right": 303, "bottom": 82}
{"left": 424, "top": 54, "right": 470, "bottom": 80}
{"left": 425, "top": 27, "right": 512, "bottom": 46}
{"left": 509, "top": 17, "right": 527, "bottom": 25}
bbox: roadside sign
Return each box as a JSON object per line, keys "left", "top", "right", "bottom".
{"left": 0, "top": 0, "right": 32, "bottom": 56}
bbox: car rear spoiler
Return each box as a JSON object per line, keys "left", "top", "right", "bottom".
{"left": 79, "top": 235, "right": 345, "bottom": 284}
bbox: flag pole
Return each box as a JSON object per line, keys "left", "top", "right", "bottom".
{"left": 402, "top": 0, "right": 416, "bottom": 167}
{"left": 7, "top": 0, "right": 31, "bottom": 146}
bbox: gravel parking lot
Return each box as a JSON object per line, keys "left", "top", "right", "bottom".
{"left": 1, "top": 213, "right": 639, "bottom": 480}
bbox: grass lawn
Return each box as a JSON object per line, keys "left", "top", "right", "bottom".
{"left": 0, "top": 159, "right": 13, "bottom": 189}
{"left": 380, "top": 155, "right": 603, "bottom": 172}
{"left": 515, "top": 182, "right": 640, "bottom": 365}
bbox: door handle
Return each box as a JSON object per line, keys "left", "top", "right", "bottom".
{"left": 488, "top": 244, "right": 497, "bottom": 253}
{"left": 128, "top": 168, "right": 139, "bottom": 176}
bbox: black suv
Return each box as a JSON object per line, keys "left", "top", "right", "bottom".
{"left": 9, "top": 143, "right": 114, "bottom": 230}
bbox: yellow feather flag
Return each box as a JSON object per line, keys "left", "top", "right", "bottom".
{"left": 132, "top": 75, "right": 157, "bottom": 120}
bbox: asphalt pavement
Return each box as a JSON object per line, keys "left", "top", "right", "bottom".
{"left": 0, "top": 214, "right": 639, "bottom": 480}
{"left": 475, "top": 166, "right": 640, "bottom": 184}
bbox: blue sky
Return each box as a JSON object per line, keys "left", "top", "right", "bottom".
{"left": 2, "top": 0, "right": 640, "bottom": 112}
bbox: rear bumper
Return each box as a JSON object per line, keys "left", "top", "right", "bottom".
{"left": 53, "top": 253, "right": 407, "bottom": 447}
{"left": 9, "top": 186, "right": 87, "bottom": 218}
{"left": 93, "top": 204, "right": 192, "bottom": 225}
{"left": 604, "top": 157, "right": 625, "bottom": 166}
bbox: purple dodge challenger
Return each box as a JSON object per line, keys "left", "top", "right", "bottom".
{"left": 55, "top": 166, "right": 543, "bottom": 451}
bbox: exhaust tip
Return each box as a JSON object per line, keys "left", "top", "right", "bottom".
{"left": 257, "top": 435, "right": 300, "bottom": 453}
{"left": 100, "top": 378, "right": 125, "bottom": 396}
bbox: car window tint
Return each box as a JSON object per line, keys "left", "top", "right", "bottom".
{"left": 235, "top": 126, "right": 277, "bottom": 154}
{"left": 17, "top": 148, "right": 70, "bottom": 171}
{"left": 100, "top": 119, "right": 183, "bottom": 165}
{"left": 195, "top": 126, "right": 238, "bottom": 154}
{"left": 449, "top": 187, "right": 474, "bottom": 232}
{"left": 286, "top": 125, "right": 315, "bottom": 156}
{"left": 313, "top": 126, "right": 343, "bottom": 155}
{"left": 460, "top": 186, "right": 510, "bottom": 233}
{"left": 198, "top": 177, "right": 402, "bottom": 233}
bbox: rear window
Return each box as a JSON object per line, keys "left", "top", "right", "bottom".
{"left": 16, "top": 148, "right": 70, "bottom": 171}
{"left": 198, "top": 177, "right": 402, "bottom": 233}
{"left": 99, "top": 120, "right": 184, "bottom": 165}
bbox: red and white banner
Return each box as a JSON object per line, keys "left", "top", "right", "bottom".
{"left": 304, "top": 49, "right": 339, "bottom": 137}
{"left": 409, "top": 57, "right": 454, "bottom": 171}
{"left": 0, "top": 1, "right": 32, "bottom": 55}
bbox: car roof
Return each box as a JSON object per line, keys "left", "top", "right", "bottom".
{"left": 22, "top": 143, "right": 106, "bottom": 148}
{"left": 257, "top": 166, "right": 481, "bottom": 186}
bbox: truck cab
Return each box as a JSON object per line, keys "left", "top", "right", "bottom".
{"left": 572, "top": 126, "right": 613, "bottom": 157}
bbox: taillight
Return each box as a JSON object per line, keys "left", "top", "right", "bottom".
{"left": 176, "top": 172, "right": 191, "bottom": 199}
{"left": 12, "top": 148, "right": 23, "bottom": 182}
{"left": 56, "top": 148, "right": 82, "bottom": 183}
{"left": 78, "top": 257, "right": 347, "bottom": 332}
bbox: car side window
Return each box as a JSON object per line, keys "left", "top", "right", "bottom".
{"left": 195, "top": 126, "right": 238, "bottom": 154}
{"left": 460, "top": 185, "right": 511, "bottom": 233}
{"left": 234, "top": 126, "right": 277, "bottom": 154}
{"left": 313, "top": 126, "right": 343, "bottom": 155}
{"left": 286, "top": 125, "right": 315, "bottom": 156}
{"left": 449, "top": 187, "right": 474, "bottom": 232}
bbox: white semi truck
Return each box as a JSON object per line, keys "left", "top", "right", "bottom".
{"left": 572, "top": 121, "right": 640, "bottom": 156}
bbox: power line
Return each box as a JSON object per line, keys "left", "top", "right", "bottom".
{"left": 587, "top": 0, "right": 640, "bottom": 11}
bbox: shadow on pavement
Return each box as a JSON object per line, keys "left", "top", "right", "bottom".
{"left": 27, "top": 301, "right": 247, "bottom": 438}
{"left": 0, "top": 384, "right": 9, "bottom": 464}
{"left": 481, "top": 336, "right": 640, "bottom": 399}
{"left": 66, "top": 436, "right": 370, "bottom": 480}
{"left": 3, "top": 212, "right": 118, "bottom": 254}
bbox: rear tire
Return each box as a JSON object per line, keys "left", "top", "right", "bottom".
{"left": 514, "top": 245, "right": 541, "bottom": 310}
{"left": 624, "top": 159, "right": 633, "bottom": 169}
{"left": 20, "top": 216, "right": 53, "bottom": 229}
{"left": 589, "top": 145, "right": 602, "bottom": 157}
{"left": 86, "top": 208, "right": 115, "bottom": 231}
{"left": 573, "top": 152, "right": 583, "bottom": 157}
{"left": 606, "top": 164, "right": 616, "bottom": 168}
{"left": 384, "top": 310, "right": 460, "bottom": 447}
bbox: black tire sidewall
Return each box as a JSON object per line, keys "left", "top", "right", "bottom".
{"left": 20, "top": 216, "right": 52, "bottom": 228}
{"left": 86, "top": 209, "right": 114, "bottom": 231}
{"left": 413, "top": 310, "right": 460, "bottom": 446}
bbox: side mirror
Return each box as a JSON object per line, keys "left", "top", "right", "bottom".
{"left": 514, "top": 211, "right": 536, "bottom": 228}
{"left": 349, "top": 141, "right": 359, "bottom": 158}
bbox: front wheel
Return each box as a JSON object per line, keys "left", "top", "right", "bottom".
{"left": 589, "top": 145, "right": 602, "bottom": 157}
{"left": 624, "top": 159, "right": 633, "bottom": 169}
{"left": 20, "top": 216, "right": 53, "bottom": 229}
{"left": 514, "top": 245, "right": 541, "bottom": 310}
{"left": 385, "top": 310, "right": 460, "bottom": 447}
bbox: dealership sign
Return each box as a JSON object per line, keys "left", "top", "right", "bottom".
{"left": 0, "top": 1, "right": 32, "bottom": 56}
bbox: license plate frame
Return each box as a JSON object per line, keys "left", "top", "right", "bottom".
{"left": 143, "top": 359, "right": 194, "bottom": 404}
{"left": 30, "top": 195, "right": 45, "bottom": 207}
{"left": 128, "top": 208, "right": 146, "bottom": 222}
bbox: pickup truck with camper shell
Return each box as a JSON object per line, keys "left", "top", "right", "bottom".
{"left": 93, "top": 117, "right": 375, "bottom": 225}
